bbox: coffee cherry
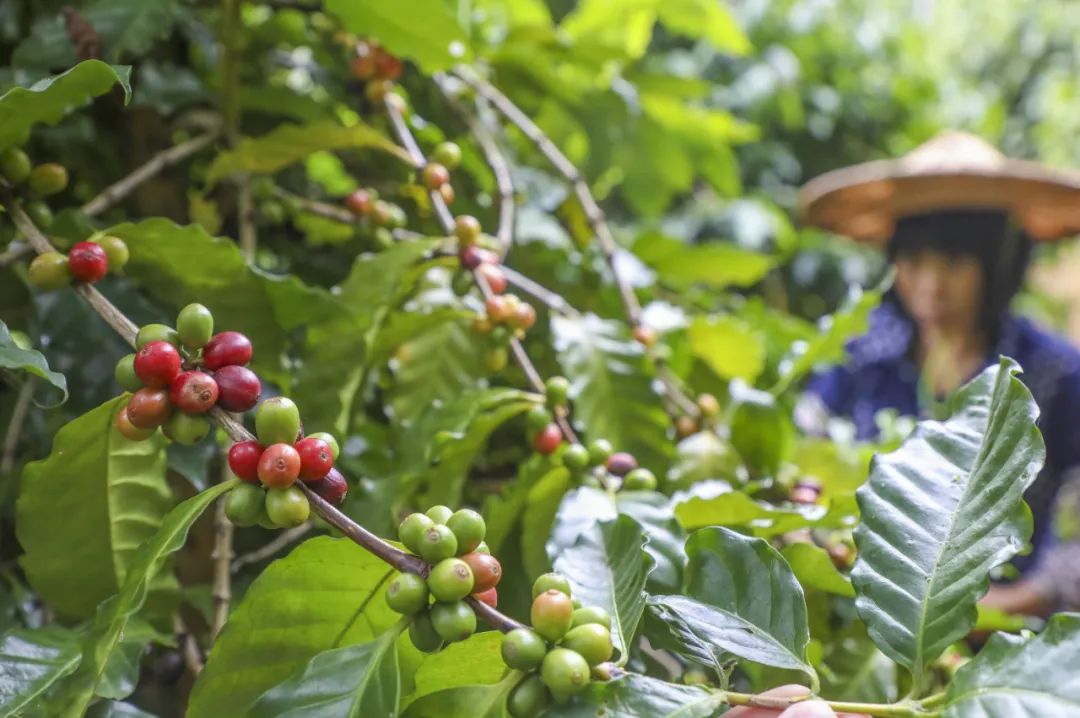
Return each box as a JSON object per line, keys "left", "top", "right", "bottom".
{"left": 212, "top": 365, "right": 261, "bottom": 412}
{"left": 398, "top": 512, "right": 435, "bottom": 553}
{"left": 454, "top": 214, "right": 480, "bottom": 245}
{"left": 225, "top": 483, "right": 266, "bottom": 526}
{"left": 126, "top": 388, "right": 171, "bottom": 429}
{"left": 176, "top": 303, "right": 214, "bottom": 349}
{"left": 409, "top": 611, "right": 443, "bottom": 653}
{"left": 676, "top": 415, "right": 699, "bottom": 438}
{"left": 476, "top": 262, "right": 506, "bottom": 294}
{"left": 790, "top": 481, "right": 822, "bottom": 505}
{"left": 311, "top": 468, "right": 349, "bottom": 506}
{"left": 421, "top": 162, "right": 450, "bottom": 191}
{"left": 533, "top": 573, "right": 572, "bottom": 599}
{"left": 474, "top": 541, "right": 490, "bottom": 555}
{"left": 203, "top": 331, "right": 253, "bottom": 370}
{"left": 446, "top": 509, "right": 485, "bottom": 554}
{"left": 134, "top": 341, "right": 182, "bottom": 389}
{"left": 439, "top": 183, "right": 456, "bottom": 205}
{"left": 460, "top": 245, "right": 498, "bottom": 270}
{"left": 509, "top": 302, "right": 537, "bottom": 331}
{"left": 461, "top": 552, "right": 501, "bottom": 592}
{"left": 473, "top": 587, "right": 498, "bottom": 607}
{"left": 507, "top": 674, "right": 550, "bottom": 718}
{"left": 163, "top": 412, "right": 210, "bottom": 445}
{"left": 351, "top": 41, "right": 377, "bottom": 80}
{"left": 67, "top": 241, "right": 108, "bottom": 283}
{"left": 115, "top": 407, "right": 155, "bottom": 441}
{"left": 169, "top": 371, "right": 219, "bottom": 414}
{"left": 532, "top": 589, "right": 574, "bottom": 641}
{"left": 386, "top": 572, "right": 429, "bottom": 614}
{"left": 136, "top": 324, "right": 180, "bottom": 349}
{"left": 502, "top": 628, "right": 547, "bottom": 672}
{"left": 265, "top": 486, "right": 309, "bottom": 527}
{"left": 484, "top": 347, "right": 508, "bottom": 373}
{"left": 545, "top": 376, "right": 570, "bottom": 408}
{"left": 426, "top": 505, "right": 454, "bottom": 524}
{"left": 526, "top": 407, "right": 553, "bottom": 433}
{"left": 632, "top": 325, "right": 657, "bottom": 348}
{"left": 0, "top": 148, "right": 31, "bottom": 184}
{"left": 372, "top": 200, "right": 406, "bottom": 228}
{"left": 606, "top": 452, "right": 637, "bottom": 477}
{"left": 24, "top": 200, "right": 53, "bottom": 229}
{"left": 561, "top": 623, "right": 613, "bottom": 665}
{"left": 257, "top": 443, "right": 301, "bottom": 488}
{"left": 541, "top": 648, "right": 590, "bottom": 699}
{"left": 255, "top": 397, "right": 301, "bottom": 446}
{"left": 344, "top": 188, "right": 375, "bottom": 216}
{"left": 28, "top": 163, "right": 68, "bottom": 196}
{"left": 622, "top": 468, "right": 657, "bottom": 491}
{"left": 432, "top": 141, "right": 462, "bottom": 169}
{"left": 430, "top": 601, "right": 476, "bottom": 642}
{"left": 571, "top": 606, "right": 611, "bottom": 630}
{"left": 374, "top": 47, "right": 403, "bottom": 80}
{"left": 295, "top": 437, "right": 334, "bottom": 481}
{"left": 228, "top": 440, "right": 264, "bottom": 483}
{"left": 828, "top": 542, "right": 855, "bottom": 569}
{"left": 307, "top": 431, "right": 340, "bottom": 460}
{"left": 92, "top": 236, "right": 129, "bottom": 273}
{"left": 29, "top": 251, "right": 73, "bottom": 292}
{"left": 561, "top": 444, "right": 590, "bottom": 472}
{"left": 697, "top": 393, "right": 720, "bottom": 418}
{"left": 417, "top": 524, "right": 458, "bottom": 563}
{"left": 364, "top": 78, "right": 394, "bottom": 105}
{"left": 532, "top": 423, "right": 562, "bottom": 455}
{"left": 113, "top": 353, "right": 142, "bottom": 392}
{"left": 428, "top": 558, "right": 475, "bottom": 601}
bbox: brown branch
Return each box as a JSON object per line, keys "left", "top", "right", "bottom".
{"left": 173, "top": 615, "right": 204, "bottom": 676}
{"left": 1, "top": 377, "right": 35, "bottom": 476}
{"left": 230, "top": 523, "right": 311, "bottom": 573}
{"left": 211, "top": 458, "right": 233, "bottom": 639}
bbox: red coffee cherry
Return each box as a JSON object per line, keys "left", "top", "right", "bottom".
{"left": 351, "top": 41, "right": 378, "bottom": 80}
{"left": 460, "top": 245, "right": 498, "bottom": 270}
{"left": 67, "top": 241, "right": 108, "bottom": 283}
{"left": 476, "top": 263, "right": 507, "bottom": 294}
{"left": 126, "top": 388, "right": 172, "bottom": 429}
{"left": 213, "top": 365, "right": 261, "bottom": 412}
{"left": 472, "top": 587, "right": 498, "bottom": 608}
{"left": 202, "top": 331, "right": 253, "bottom": 370}
{"left": 533, "top": 423, "right": 563, "bottom": 455}
{"left": 257, "top": 443, "right": 302, "bottom": 488}
{"left": 134, "top": 341, "right": 182, "bottom": 389}
{"left": 606, "top": 452, "right": 638, "bottom": 477}
{"left": 374, "top": 47, "right": 403, "bottom": 80}
{"left": 308, "top": 467, "right": 348, "bottom": 506}
{"left": 462, "top": 552, "right": 502, "bottom": 592}
{"left": 169, "top": 371, "right": 219, "bottom": 414}
{"left": 344, "top": 189, "right": 374, "bottom": 215}
{"left": 421, "top": 163, "right": 450, "bottom": 190}
{"left": 295, "top": 437, "right": 334, "bottom": 482}
{"left": 228, "top": 440, "right": 264, "bottom": 483}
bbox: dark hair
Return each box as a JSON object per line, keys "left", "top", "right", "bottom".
{"left": 885, "top": 210, "right": 1032, "bottom": 345}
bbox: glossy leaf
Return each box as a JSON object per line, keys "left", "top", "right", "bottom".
{"left": 673, "top": 486, "right": 848, "bottom": 538}
{"left": 401, "top": 674, "right": 516, "bottom": 718}
{"left": 851, "top": 359, "right": 1044, "bottom": 688}
{"left": 550, "top": 673, "right": 725, "bottom": 718}
{"left": 0, "top": 626, "right": 81, "bottom": 718}
{"left": 325, "top": 0, "right": 471, "bottom": 72}
{"left": 687, "top": 315, "right": 766, "bottom": 383}
{"left": 0, "top": 320, "right": 67, "bottom": 402}
{"left": 633, "top": 232, "right": 774, "bottom": 291}
{"left": 656, "top": 0, "right": 750, "bottom": 54}
{"left": 781, "top": 543, "right": 854, "bottom": 597}
{"left": 17, "top": 396, "right": 171, "bottom": 620}
{"left": 405, "top": 632, "right": 505, "bottom": 706}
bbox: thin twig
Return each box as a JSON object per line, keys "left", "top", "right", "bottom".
{"left": 501, "top": 266, "right": 578, "bottom": 317}
{"left": 1, "top": 378, "right": 36, "bottom": 476}
{"left": 173, "top": 614, "right": 204, "bottom": 676}
{"left": 0, "top": 242, "right": 31, "bottom": 267}
{"left": 230, "top": 523, "right": 312, "bottom": 573}
{"left": 211, "top": 458, "right": 233, "bottom": 639}
{"left": 272, "top": 187, "right": 355, "bottom": 223}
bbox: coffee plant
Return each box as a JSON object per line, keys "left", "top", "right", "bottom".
{"left": 0, "top": 2, "right": 1075, "bottom": 717}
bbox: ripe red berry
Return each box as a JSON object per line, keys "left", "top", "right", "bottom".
{"left": 126, "top": 388, "right": 171, "bottom": 429}
{"left": 344, "top": 189, "right": 374, "bottom": 216}
{"left": 67, "top": 241, "right": 108, "bottom": 283}
{"left": 374, "top": 47, "right": 403, "bottom": 80}
{"left": 421, "top": 163, "right": 450, "bottom": 190}
{"left": 533, "top": 423, "right": 563, "bottom": 455}
{"left": 257, "top": 442, "right": 302, "bottom": 488}
{"left": 472, "top": 587, "right": 498, "bottom": 608}
{"left": 476, "top": 263, "right": 506, "bottom": 294}
{"left": 462, "top": 552, "right": 502, "bottom": 592}
{"left": 351, "top": 41, "right": 378, "bottom": 80}
{"left": 228, "top": 440, "right": 264, "bottom": 483}
{"left": 295, "top": 437, "right": 334, "bottom": 482}
{"left": 202, "top": 331, "right": 252, "bottom": 370}
{"left": 308, "top": 467, "right": 348, "bottom": 505}
{"left": 213, "top": 365, "right": 261, "bottom": 412}
{"left": 606, "top": 452, "right": 638, "bottom": 477}
{"left": 134, "top": 341, "right": 182, "bottom": 389}
{"left": 169, "top": 371, "right": 219, "bottom": 414}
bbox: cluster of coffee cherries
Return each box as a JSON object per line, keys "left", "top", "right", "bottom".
{"left": 0, "top": 145, "right": 69, "bottom": 233}
{"left": 526, "top": 378, "right": 658, "bottom": 491}
{"left": 502, "top": 573, "right": 614, "bottom": 716}
{"left": 225, "top": 396, "right": 346, "bottom": 528}
{"left": 341, "top": 186, "right": 408, "bottom": 249}
{"left": 114, "top": 304, "right": 261, "bottom": 445}
{"left": 28, "top": 235, "right": 129, "bottom": 290}
{"left": 674, "top": 393, "right": 721, "bottom": 438}
{"left": 387, "top": 506, "right": 500, "bottom": 650}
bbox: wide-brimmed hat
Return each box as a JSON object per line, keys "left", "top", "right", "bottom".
{"left": 799, "top": 131, "right": 1080, "bottom": 245}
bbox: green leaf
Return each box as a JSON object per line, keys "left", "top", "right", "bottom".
{"left": 401, "top": 674, "right": 516, "bottom": 718}
{"left": 405, "top": 632, "right": 506, "bottom": 706}
{"left": 0, "top": 61, "right": 131, "bottom": 151}
{"left": 781, "top": 543, "right": 854, "bottom": 598}
{"left": 852, "top": 358, "right": 1044, "bottom": 689}
{"left": 523, "top": 467, "right": 575, "bottom": 578}
{"left": 0, "top": 320, "right": 66, "bottom": 402}
{"left": 656, "top": 0, "right": 750, "bottom": 54}
{"left": 943, "top": 613, "right": 1080, "bottom": 717}
{"left": 246, "top": 626, "right": 404, "bottom": 718}
{"left": 188, "top": 537, "right": 402, "bottom": 718}
{"left": 632, "top": 232, "right": 774, "bottom": 291}
{"left": 86, "top": 702, "right": 158, "bottom": 718}
{"left": 560, "top": 0, "right": 658, "bottom": 60}
{"left": 553, "top": 516, "right": 653, "bottom": 664}
{"left": 325, "top": 0, "right": 471, "bottom": 72}
{"left": 666, "top": 433, "right": 741, "bottom": 490}
{"left": 0, "top": 625, "right": 81, "bottom": 717}
{"left": 549, "top": 673, "right": 725, "bottom": 718}
{"left": 17, "top": 396, "right": 171, "bottom": 620}
{"left": 687, "top": 315, "right": 766, "bottom": 383}
{"left": 55, "top": 481, "right": 236, "bottom": 717}
{"left": 649, "top": 527, "right": 816, "bottom": 686}
{"left": 673, "top": 487, "right": 839, "bottom": 537}
{"left": 205, "top": 120, "right": 409, "bottom": 184}
{"left": 552, "top": 314, "right": 671, "bottom": 471}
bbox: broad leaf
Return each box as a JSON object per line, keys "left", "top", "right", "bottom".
{"left": 673, "top": 486, "right": 849, "bottom": 538}
{"left": 401, "top": 674, "right": 516, "bottom": 718}
{"left": 0, "top": 61, "right": 131, "bottom": 151}
{"left": 781, "top": 543, "right": 854, "bottom": 598}
{"left": 633, "top": 232, "right": 772, "bottom": 290}
{"left": 523, "top": 467, "right": 575, "bottom": 578}
{"left": 0, "top": 321, "right": 67, "bottom": 402}
{"left": 656, "top": 0, "right": 750, "bottom": 53}
{"left": 851, "top": 359, "right": 1044, "bottom": 688}
{"left": 325, "top": 0, "right": 471, "bottom": 72}
{"left": 550, "top": 673, "right": 725, "bottom": 718}
{"left": 405, "top": 632, "right": 506, "bottom": 706}
{"left": 188, "top": 537, "right": 402, "bottom": 718}
{"left": 665, "top": 432, "right": 741, "bottom": 490}
{"left": 943, "top": 612, "right": 1080, "bottom": 717}
{"left": 0, "top": 626, "right": 81, "bottom": 717}
{"left": 687, "top": 315, "right": 766, "bottom": 383}
{"left": 17, "top": 397, "right": 171, "bottom": 620}
{"left": 553, "top": 516, "right": 653, "bottom": 663}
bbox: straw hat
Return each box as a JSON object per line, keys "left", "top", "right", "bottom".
{"left": 799, "top": 131, "right": 1080, "bottom": 245}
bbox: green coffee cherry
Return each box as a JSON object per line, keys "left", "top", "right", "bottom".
{"left": 265, "top": 486, "right": 310, "bottom": 527}
{"left": 531, "top": 589, "right": 574, "bottom": 642}
{"left": 409, "top": 611, "right": 443, "bottom": 653}
{"left": 430, "top": 601, "right": 476, "bottom": 642}
{"left": 571, "top": 606, "right": 612, "bottom": 630}
{"left": 24, "top": 200, "right": 53, "bottom": 229}
{"left": 177, "top": 303, "right": 214, "bottom": 349}
{"left": 474, "top": 541, "right": 490, "bottom": 555}
{"left": 560, "top": 623, "right": 613, "bottom": 665}
{"left": 622, "top": 468, "right": 657, "bottom": 491}
{"left": 540, "top": 648, "right": 590, "bottom": 701}
{"left": 587, "top": 439, "right": 613, "bottom": 466}
{"left": 425, "top": 504, "right": 454, "bottom": 524}
{"left": 28, "top": 164, "right": 68, "bottom": 196}
{"left": 93, "top": 236, "right": 129, "bottom": 272}
{"left": 501, "top": 628, "right": 547, "bottom": 670}
{"left": 0, "top": 148, "right": 31, "bottom": 184}
{"left": 255, "top": 397, "right": 301, "bottom": 446}
{"left": 308, "top": 431, "right": 340, "bottom": 460}
{"left": 162, "top": 412, "right": 210, "bottom": 446}
{"left": 532, "top": 572, "right": 572, "bottom": 599}
{"left": 525, "top": 405, "right": 552, "bottom": 432}
{"left": 27, "top": 252, "right": 71, "bottom": 290}
{"left": 386, "top": 572, "right": 429, "bottom": 615}
{"left": 507, "top": 674, "right": 550, "bottom": 718}
{"left": 545, "top": 376, "right": 570, "bottom": 408}
{"left": 446, "top": 509, "right": 485, "bottom": 554}
{"left": 417, "top": 524, "right": 458, "bottom": 563}
{"left": 136, "top": 323, "right": 180, "bottom": 349}
{"left": 561, "top": 444, "right": 590, "bottom": 471}
{"left": 226, "top": 484, "right": 267, "bottom": 527}
{"left": 432, "top": 141, "right": 462, "bottom": 169}
{"left": 399, "top": 512, "right": 435, "bottom": 554}
{"left": 427, "top": 558, "right": 474, "bottom": 602}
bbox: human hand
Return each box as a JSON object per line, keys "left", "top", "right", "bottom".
{"left": 721, "top": 685, "right": 870, "bottom": 718}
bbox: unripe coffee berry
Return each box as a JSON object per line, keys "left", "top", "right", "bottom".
{"left": 126, "top": 388, "right": 171, "bottom": 429}
{"left": 257, "top": 443, "right": 302, "bottom": 488}
{"left": 428, "top": 558, "right": 475, "bottom": 601}
{"left": 176, "top": 303, "right": 214, "bottom": 349}
{"left": 697, "top": 393, "right": 721, "bottom": 418}
{"left": 265, "top": 486, "right": 309, "bottom": 527}
{"left": 510, "top": 302, "right": 537, "bottom": 331}
{"left": 226, "top": 483, "right": 267, "bottom": 526}
{"left": 454, "top": 214, "right": 481, "bottom": 244}
{"left": 474, "top": 541, "right": 490, "bottom": 555}
{"left": 344, "top": 188, "right": 375, "bottom": 216}
{"left": 545, "top": 376, "right": 570, "bottom": 408}
{"left": 420, "top": 162, "right": 450, "bottom": 191}
{"left": 68, "top": 241, "right": 109, "bottom": 283}
{"left": 430, "top": 601, "right": 476, "bottom": 642}
{"left": 307, "top": 431, "right": 340, "bottom": 460}
{"left": 540, "top": 648, "right": 590, "bottom": 699}
{"left": 532, "top": 589, "right": 574, "bottom": 641}
{"left": 476, "top": 263, "right": 506, "bottom": 294}
{"left": 28, "top": 163, "right": 68, "bottom": 196}
{"left": 426, "top": 505, "right": 454, "bottom": 524}
{"left": 561, "top": 623, "right": 613, "bottom": 665}
{"left": 409, "top": 611, "right": 443, "bottom": 653}
{"left": 622, "top": 467, "right": 657, "bottom": 491}
{"left": 526, "top": 406, "right": 553, "bottom": 432}
{"left": 93, "top": 235, "right": 129, "bottom": 272}
{"left": 169, "top": 371, "right": 219, "bottom": 414}
{"left": 587, "top": 439, "right": 613, "bottom": 466}
{"left": 136, "top": 324, "right": 180, "bottom": 349}
{"left": 462, "top": 552, "right": 501, "bottom": 592}
{"left": 115, "top": 407, "right": 155, "bottom": 441}
{"left": 295, "top": 437, "right": 334, "bottom": 481}
{"left": 308, "top": 467, "right": 348, "bottom": 506}
{"left": 532, "top": 423, "right": 562, "bottom": 455}
{"left": 561, "top": 444, "right": 590, "bottom": 471}
{"left": 484, "top": 347, "right": 508, "bottom": 372}
{"left": 386, "top": 572, "right": 429, "bottom": 614}
{"left": 28, "top": 252, "right": 71, "bottom": 290}
{"left": 228, "top": 440, "right": 264, "bottom": 483}
{"left": 255, "top": 397, "right": 301, "bottom": 446}
{"left": 163, "top": 412, "right": 210, "bottom": 446}
{"left": 605, "top": 452, "right": 637, "bottom": 477}
{"left": 507, "top": 674, "right": 550, "bottom": 718}
{"left": 472, "top": 587, "right": 497, "bottom": 607}
{"left": 134, "top": 341, "right": 182, "bottom": 389}
{"left": 213, "top": 365, "right": 261, "bottom": 412}
{"left": 501, "top": 627, "right": 547, "bottom": 671}
{"left": 571, "top": 606, "right": 612, "bottom": 630}
{"left": 446, "top": 509, "right": 485, "bottom": 553}
{"left": 632, "top": 325, "right": 657, "bottom": 347}
{"left": 399, "top": 512, "right": 435, "bottom": 554}
{"left": 432, "top": 141, "right": 462, "bottom": 169}
{"left": 114, "top": 354, "right": 142, "bottom": 392}
{"left": 24, "top": 200, "right": 52, "bottom": 229}
{"left": 417, "top": 524, "right": 458, "bottom": 563}
{"left": 438, "top": 183, "right": 455, "bottom": 205}
{"left": 533, "top": 572, "right": 572, "bottom": 599}
{"left": 0, "top": 148, "right": 30, "bottom": 184}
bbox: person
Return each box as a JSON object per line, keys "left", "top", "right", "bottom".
{"left": 796, "top": 131, "right": 1080, "bottom": 616}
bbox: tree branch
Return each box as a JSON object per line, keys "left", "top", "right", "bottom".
{"left": 0, "top": 242, "right": 31, "bottom": 267}
{"left": 211, "top": 458, "right": 233, "bottom": 639}
{"left": 1, "top": 377, "right": 36, "bottom": 477}
{"left": 230, "top": 523, "right": 311, "bottom": 573}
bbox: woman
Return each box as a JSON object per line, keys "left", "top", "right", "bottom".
{"left": 797, "top": 131, "right": 1080, "bottom": 617}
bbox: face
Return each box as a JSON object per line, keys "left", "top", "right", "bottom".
{"left": 893, "top": 249, "right": 983, "bottom": 337}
